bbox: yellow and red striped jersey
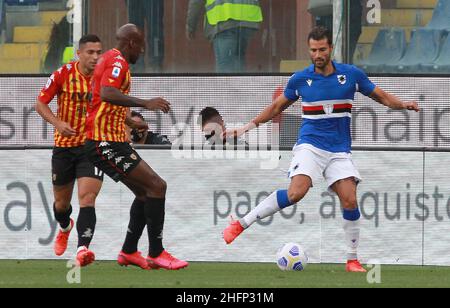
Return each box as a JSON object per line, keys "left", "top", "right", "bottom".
{"left": 38, "top": 62, "right": 92, "bottom": 147}
{"left": 86, "top": 49, "right": 131, "bottom": 142}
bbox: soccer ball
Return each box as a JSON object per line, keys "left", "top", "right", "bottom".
{"left": 276, "top": 242, "right": 308, "bottom": 271}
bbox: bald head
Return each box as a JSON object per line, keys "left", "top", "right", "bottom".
{"left": 115, "top": 24, "right": 145, "bottom": 65}
{"left": 116, "top": 24, "right": 143, "bottom": 43}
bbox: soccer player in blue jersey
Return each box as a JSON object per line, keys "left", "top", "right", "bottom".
{"left": 222, "top": 26, "right": 420, "bottom": 272}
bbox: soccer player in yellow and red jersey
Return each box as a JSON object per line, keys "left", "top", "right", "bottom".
{"left": 85, "top": 24, "right": 188, "bottom": 271}
{"left": 35, "top": 35, "right": 103, "bottom": 267}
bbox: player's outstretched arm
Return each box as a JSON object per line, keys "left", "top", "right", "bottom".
{"left": 35, "top": 100, "right": 76, "bottom": 137}
{"left": 223, "top": 94, "right": 295, "bottom": 139}
{"left": 369, "top": 87, "right": 420, "bottom": 112}
{"left": 101, "top": 86, "right": 171, "bottom": 113}
{"left": 125, "top": 116, "right": 148, "bottom": 131}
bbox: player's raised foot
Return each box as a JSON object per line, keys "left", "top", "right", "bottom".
{"left": 223, "top": 217, "right": 244, "bottom": 244}
{"left": 117, "top": 251, "right": 150, "bottom": 270}
{"left": 147, "top": 250, "right": 189, "bottom": 270}
{"left": 346, "top": 260, "right": 367, "bottom": 273}
{"left": 54, "top": 219, "right": 74, "bottom": 256}
{"left": 76, "top": 246, "right": 96, "bottom": 267}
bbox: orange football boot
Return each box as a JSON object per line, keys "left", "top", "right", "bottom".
{"left": 146, "top": 250, "right": 189, "bottom": 270}
{"left": 222, "top": 217, "right": 244, "bottom": 244}
{"left": 54, "top": 219, "right": 74, "bottom": 256}
{"left": 117, "top": 251, "right": 150, "bottom": 270}
{"left": 346, "top": 260, "right": 367, "bottom": 273}
{"left": 76, "top": 246, "right": 96, "bottom": 267}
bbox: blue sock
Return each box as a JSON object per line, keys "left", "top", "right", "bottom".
{"left": 343, "top": 208, "right": 361, "bottom": 221}
{"left": 277, "top": 190, "right": 294, "bottom": 209}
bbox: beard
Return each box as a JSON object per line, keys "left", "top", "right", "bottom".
{"left": 313, "top": 57, "right": 330, "bottom": 69}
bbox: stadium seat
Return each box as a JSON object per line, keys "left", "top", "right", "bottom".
{"left": 388, "top": 28, "right": 445, "bottom": 73}
{"left": 425, "top": 33, "right": 450, "bottom": 72}
{"left": 426, "top": 0, "right": 450, "bottom": 30}
{"left": 359, "top": 28, "right": 407, "bottom": 73}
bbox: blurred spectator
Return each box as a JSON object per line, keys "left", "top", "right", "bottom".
{"left": 130, "top": 111, "right": 171, "bottom": 145}
{"left": 198, "top": 107, "right": 247, "bottom": 146}
{"left": 0, "top": 1, "right": 4, "bottom": 38}
{"left": 44, "top": 16, "right": 71, "bottom": 73}
{"left": 127, "top": 0, "right": 164, "bottom": 73}
{"left": 186, "top": 0, "right": 263, "bottom": 73}
{"left": 308, "top": 0, "right": 362, "bottom": 63}
{"left": 348, "top": 0, "right": 363, "bottom": 63}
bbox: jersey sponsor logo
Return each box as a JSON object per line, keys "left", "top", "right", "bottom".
{"left": 70, "top": 92, "right": 91, "bottom": 101}
{"left": 112, "top": 67, "right": 121, "bottom": 78}
{"left": 338, "top": 75, "right": 347, "bottom": 85}
{"left": 307, "top": 79, "right": 313, "bottom": 87}
{"left": 130, "top": 154, "right": 138, "bottom": 161}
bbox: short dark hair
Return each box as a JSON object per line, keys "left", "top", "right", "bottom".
{"left": 131, "top": 110, "right": 145, "bottom": 121}
{"left": 308, "top": 26, "right": 333, "bottom": 46}
{"left": 79, "top": 34, "right": 101, "bottom": 47}
{"left": 198, "top": 107, "right": 221, "bottom": 127}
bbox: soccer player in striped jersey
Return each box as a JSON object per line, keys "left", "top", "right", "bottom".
{"left": 35, "top": 35, "right": 104, "bottom": 267}
{"left": 222, "top": 26, "right": 420, "bottom": 272}
{"left": 85, "top": 24, "right": 188, "bottom": 270}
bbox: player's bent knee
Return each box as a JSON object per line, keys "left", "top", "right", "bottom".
{"left": 156, "top": 179, "right": 167, "bottom": 194}
{"left": 145, "top": 178, "right": 167, "bottom": 198}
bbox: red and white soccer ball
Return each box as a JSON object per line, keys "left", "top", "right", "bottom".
{"left": 276, "top": 242, "right": 309, "bottom": 271}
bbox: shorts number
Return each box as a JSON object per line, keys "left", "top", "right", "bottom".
{"left": 94, "top": 167, "right": 104, "bottom": 177}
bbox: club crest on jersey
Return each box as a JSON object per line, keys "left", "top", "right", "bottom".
{"left": 324, "top": 104, "right": 334, "bottom": 115}
{"left": 338, "top": 75, "right": 347, "bottom": 85}
{"left": 112, "top": 67, "right": 121, "bottom": 78}
{"left": 307, "top": 79, "right": 313, "bottom": 87}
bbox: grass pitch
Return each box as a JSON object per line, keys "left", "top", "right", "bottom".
{"left": 0, "top": 261, "right": 449, "bottom": 288}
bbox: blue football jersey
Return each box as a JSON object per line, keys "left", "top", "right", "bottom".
{"left": 284, "top": 62, "right": 376, "bottom": 153}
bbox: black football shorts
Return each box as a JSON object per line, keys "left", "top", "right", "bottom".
{"left": 84, "top": 140, "right": 143, "bottom": 183}
{"left": 52, "top": 146, "right": 104, "bottom": 186}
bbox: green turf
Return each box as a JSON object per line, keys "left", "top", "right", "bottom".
{"left": 0, "top": 261, "right": 449, "bottom": 288}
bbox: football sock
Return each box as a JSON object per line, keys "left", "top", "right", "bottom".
{"left": 240, "top": 190, "right": 294, "bottom": 229}
{"left": 343, "top": 208, "right": 361, "bottom": 261}
{"left": 53, "top": 203, "right": 72, "bottom": 231}
{"left": 145, "top": 197, "right": 165, "bottom": 258}
{"left": 122, "top": 198, "right": 147, "bottom": 254}
{"left": 77, "top": 207, "right": 96, "bottom": 248}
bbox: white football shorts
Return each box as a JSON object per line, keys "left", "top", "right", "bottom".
{"left": 288, "top": 143, "right": 362, "bottom": 193}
